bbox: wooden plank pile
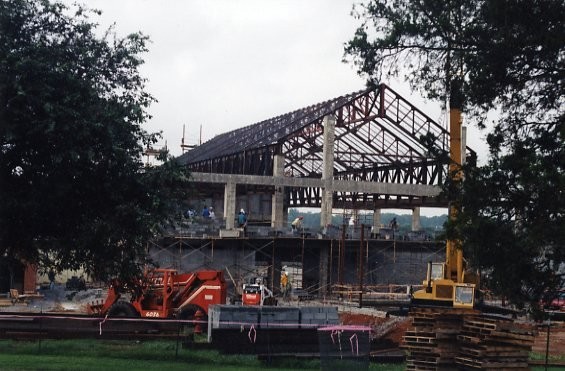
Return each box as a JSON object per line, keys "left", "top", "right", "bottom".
{"left": 402, "top": 308, "right": 535, "bottom": 370}
{"left": 455, "top": 314, "right": 536, "bottom": 370}
{"left": 402, "top": 308, "right": 477, "bottom": 370}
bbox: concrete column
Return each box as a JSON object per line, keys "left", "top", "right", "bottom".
{"left": 224, "top": 182, "right": 236, "bottom": 229}
{"left": 373, "top": 209, "right": 382, "bottom": 233}
{"left": 320, "top": 115, "right": 336, "bottom": 227}
{"left": 271, "top": 154, "right": 285, "bottom": 228}
{"left": 320, "top": 189, "right": 334, "bottom": 227}
{"left": 411, "top": 207, "right": 421, "bottom": 231}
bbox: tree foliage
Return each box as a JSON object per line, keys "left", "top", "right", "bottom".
{"left": 345, "top": 0, "right": 563, "bottom": 115}
{"left": 0, "top": 0, "right": 190, "bottom": 280}
{"left": 345, "top": 0, "right": 565, "bottom": 309}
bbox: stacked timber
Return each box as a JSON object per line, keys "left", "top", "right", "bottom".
{"left": 455, "top": 314, "right": 536, "bottom": 370}
{"left": 403, "top": 307, "right": 476, "bottom": 370}
{"left": 402, "top": 308, "right": 536, "bottom": 371}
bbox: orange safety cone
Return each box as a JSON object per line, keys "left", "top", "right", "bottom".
{"left": 193, "top": 309, "right": 204, "bottom": 334}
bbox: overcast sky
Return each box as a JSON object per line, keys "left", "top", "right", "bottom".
{"left": 61, "top": 0, "right": 488, "bottom": 163}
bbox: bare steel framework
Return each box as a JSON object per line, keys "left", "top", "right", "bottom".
{"left": 178, "top": 84, "right": 476, "bottom": 209}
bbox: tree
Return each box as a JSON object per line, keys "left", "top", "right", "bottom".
{"left": 0, "top": 0, "right": 190, "bottom": 280}
{"left": 345, "top": 0, "right": 565, "bottom": 309}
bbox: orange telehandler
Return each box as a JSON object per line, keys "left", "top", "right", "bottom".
{"left": 88, "top": 268, "right": 227, "bottom": 320}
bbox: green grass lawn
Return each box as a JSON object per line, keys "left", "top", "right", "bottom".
{"left": 0, "top": 339, "right": 405, "bottom": 371}
{"left": 4, "top": 339, "right": 558, "bottom": 371}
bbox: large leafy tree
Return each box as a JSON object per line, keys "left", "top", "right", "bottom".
{"left": 0, "top": 0, "right": 190, "bottom": 280}
{"left": 345, "top": 0, "right": 564, "bottom": 309}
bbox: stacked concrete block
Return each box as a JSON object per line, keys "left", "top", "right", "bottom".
{"left": 349, "top": 225, "right": 371, "bottom": 240}
{"left": 246, "top": 225, "right": 273, "bottom": 237}
{"left": 209, "top": 305, "right": 339, "bottom": 332}
{"left": 208, "top": 305, "right": 259, "bottom": 330}
{"left": 300, "top": 306, "right": 340, "bottom": 329}
{"left": 209, "top": 305, "right": 341, "bottom": 354}
{"left": 176, "top": 219, "right": 224, "bottom": 238}
{"left": 260, "top": 306, "right": 300, "bottom": 329}
{"left": 219, "top": 229, "right": 240, "bottom": 238}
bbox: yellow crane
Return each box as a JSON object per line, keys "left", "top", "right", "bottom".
{"left": 411, "top": 107, "right": 478, "bottom": 309}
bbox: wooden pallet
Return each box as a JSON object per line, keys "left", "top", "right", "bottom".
{"left": 403, "top": 308, "right": 465, "bottom": 370}
{"left": 460, "top": 345, "right": 529, "bottom": 358}
{"left": 403, "top": 308, "right": 535, "bottom": 371}
{"left": 455, "top": 315, "right": 535, "bottom": 370}
{"left": 455, "top": 355, "right": 529, "bottom": 369}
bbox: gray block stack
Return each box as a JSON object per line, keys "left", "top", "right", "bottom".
{"left": 208, "top": 305, "right": 339, "bottom": 336}
{"left": 300, "top": 306, "right": 340, "bottom": 329}
{"left": 208, "top": 305, "right": 259, "bottom": 331}
{"left": 260, "top": 306, "right": 300, "bottom": 329}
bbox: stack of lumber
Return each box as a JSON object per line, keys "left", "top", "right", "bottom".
{"left": 402, "top": 308, "right": 535, "bottom": 371}
{"left": 455, "top": 314, "right": 536, "bottom": 370}
{"left": 403, "top": 307, "right": 478, "bottom": 370}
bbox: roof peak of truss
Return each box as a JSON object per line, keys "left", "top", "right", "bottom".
{"left": 177, "top": 86, "right": 372, "bottom": 165}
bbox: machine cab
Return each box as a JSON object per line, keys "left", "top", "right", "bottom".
{"left": 413, "top": 261, "right": 476, "bottom": 309}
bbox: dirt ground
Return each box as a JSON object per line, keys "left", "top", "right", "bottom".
{"left": 339, "top": 312, "right": 410, "bottom": 351}
{"left": 532, "top": 321, "right": 565, "bottom": 357}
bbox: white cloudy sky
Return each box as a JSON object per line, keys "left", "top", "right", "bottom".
{"left": 61, "top": 0, "right": 488, "bottom": 164}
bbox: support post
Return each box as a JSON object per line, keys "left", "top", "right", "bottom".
{"left": 411, "top": 207, "right": 421, "bottom": 231}
{"left": 224, "top": 182, "right": 236, "bottom": 230}
{"left": 373, "top": 209, "right": 381, "bottom": 237}
{"left": 271, "top": 154, "right": 285, "bottom": 229}
{"left": 320, "top": 115, "right": 336, "bottom": 228}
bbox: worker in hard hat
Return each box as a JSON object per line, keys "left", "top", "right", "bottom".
{"left": 280, "top": 269, "right": 291, "bottom": 300}
{"left": 238, "top": 209, "right": 247, "bottom": 236}
{"left": 291, "top": 216, "right": 303, "bottom": 231}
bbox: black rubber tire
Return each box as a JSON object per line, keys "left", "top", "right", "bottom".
{"left": 178, "top": 304, "right": 201, "bottom": 320}
{"left": 108, "top": 301, "right": 139, "bottom": 317}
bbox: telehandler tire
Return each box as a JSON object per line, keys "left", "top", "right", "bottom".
{"left": 108, "top": 301, "right": 139, "bottom": 317}
{"left": 178, "top": 304, "right": 201, "bottom": 320}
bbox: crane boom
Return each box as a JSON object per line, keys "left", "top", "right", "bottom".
{"left": 410, "top": 107, "right": 477, "bottom": 309}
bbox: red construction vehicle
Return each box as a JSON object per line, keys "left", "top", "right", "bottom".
{"left": 542, "top": 290, "right": 565, "bottom": 312}
{"left": 242, "top": 277, "right": 277, "bottom": 306}
{"left": 88, "top": 268, "right": 227, "bottom": 320}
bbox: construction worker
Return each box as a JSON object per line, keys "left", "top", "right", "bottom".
{"left": 209, "top": 207, "right": 216, "bottom": 220}
{"left": 202, "top": 205, "right": 210, "bottom": 218}
{"left": 280, "top": 268, "right": 291, "bottom": 300}
{"left": 238, "top": 209, "right": 247, "bottom": 236}
{"left": 291, "top": 216, "right": 303, "bottom": 231}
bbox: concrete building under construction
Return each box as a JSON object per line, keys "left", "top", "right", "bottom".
{"left": 146, "top": 83, "right": 476, "bottom": 301}
{"left": 1, "top": 83, "right": 474, "bottom": 299}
